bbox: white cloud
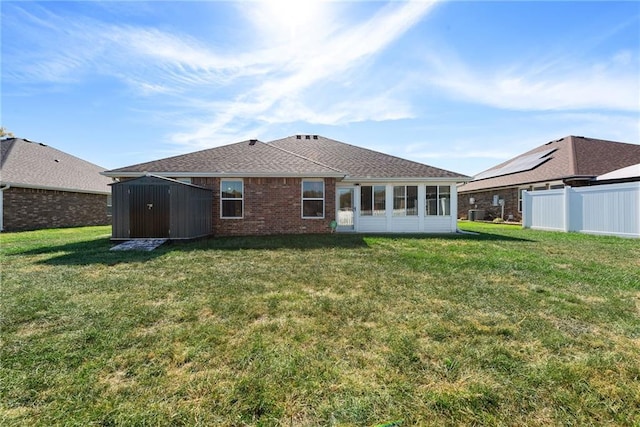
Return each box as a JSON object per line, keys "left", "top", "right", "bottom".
{"left": 422, "top": 46, "right": 639, "bottom": 112}
{"left": 4, "top": 1, "right": 438, "bottom": 148}
{"left": 167, "top": 0, "right": 439, "bottom": 147}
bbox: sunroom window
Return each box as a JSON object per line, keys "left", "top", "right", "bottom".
{"left": 302, "top": 180, "right": 324, "bottom": 218}
{"left": 360, "top": 185, "right": 386, "bottom": 216}
{"left": 426, "top": 185, "right": 451, "bottom": 216}
{"left": 221, "top": 180, "right": 243, "bottom": 218}
{"left": 393, "top": 185, "right": 418, "bottom": 216}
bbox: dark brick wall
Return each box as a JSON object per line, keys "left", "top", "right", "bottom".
{"left": 2, "top": 187, "right": 110, "bottom": 231}
{"left": 457, "top": 188, "right": 521, "bottom": 221}
{"left": 192, "top": 177, "right": 336, "bottom": 236}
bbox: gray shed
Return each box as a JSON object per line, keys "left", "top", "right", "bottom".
{"left": 110, "top": 175, "right": 212, "bottom": 240}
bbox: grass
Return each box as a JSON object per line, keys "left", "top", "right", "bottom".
{"left": 1, "top": 223, "right": 639, "bottom": 426}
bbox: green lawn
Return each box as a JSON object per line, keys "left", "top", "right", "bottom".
{"left": 1, "top": 224, "right": 639, "bottom": 426}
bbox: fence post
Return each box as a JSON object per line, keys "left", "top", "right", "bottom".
{"left": 522, "top": 190, "right": 529, "bottom": 229}
{"left": 563, "top": 186, "right": 571, "bottom": 232}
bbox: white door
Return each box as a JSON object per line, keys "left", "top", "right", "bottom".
{"left": 337, "top": 187, "right": 355, "bottom": 231}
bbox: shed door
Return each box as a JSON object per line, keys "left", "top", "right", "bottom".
{"left": 129, "top": 185, "right": 170, "bottom": 238}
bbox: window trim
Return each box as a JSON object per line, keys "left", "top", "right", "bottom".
{"left": 301, "top": 180, "right": 325, "bottom": 219}
{"left": 220, "top": 179, "right": 244, "bottom": 219}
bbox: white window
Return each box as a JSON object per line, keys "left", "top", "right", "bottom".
{"left": 106, "top": 194, "right": 112, "bottom": 217}
{"left": 426, "top": 185, "right": 451, "bottom": 216}
{"left": 360, "top": 185, "right": 386, "bottom": 216}
{"left": 518, "top": 188, "right": 527, "bottom": 212}
{"left": 302, "top": 180, "right": 324, "bottom": 218}
{"left": 221, "top": 180, "right": 243, "bottom": 218}
{"left": 393, "top": 185, "right": 418, "bottom": 216}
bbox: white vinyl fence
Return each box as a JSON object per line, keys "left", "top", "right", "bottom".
{"left": 522, "top": 182, "right": 640, "bottom": 238}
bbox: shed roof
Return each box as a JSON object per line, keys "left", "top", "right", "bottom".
{"left": 110, "top": 174, "right": 211, "bottom": 189}
{"left": 1, "top": 138, "right": 111, "bottom": 194}
{"left": 104, "top": 135, "right": 469, "bottom": 181}
{"left": 459, "top": 136, "right": 640, "bottom": 192}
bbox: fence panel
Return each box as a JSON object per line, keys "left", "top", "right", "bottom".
{"left": 523, "top": 183, "right": 640, "bottom": 238}
{"left": 576, "top": 183, "right": 639, "bottom": 237}
{"left": 523, "top": 189, "right": 565, "bottom": 231}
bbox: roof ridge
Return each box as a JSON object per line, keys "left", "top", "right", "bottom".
{"left": 341, "top": 138, "right": 467, "bottom": 176}
{"left": 314, "top": 135, "right": 431, "bottom": 168}
{"left": 259, "top": 139, "right": 346, "bottom": 174}
{"left": 1, "top": 137, "right": 111, "bottom": 193}
{"left": 107, "top": 139, "right": 259, "bottom": 172}
{"left": 1, "top": 138, "right": 17, "bottom": 169}
{"left": 265, "top": 137, "right": 347, "bottom": 175}
{"left": 9, "top": 137, "right": 108, "bottom": 170}
{"left": 270, "top": 134, "right": 466, "bottom": 177}
{"left": 566, "top": 135, "right": 578, "bottom": 175}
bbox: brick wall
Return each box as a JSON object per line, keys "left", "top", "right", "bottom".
{"left": 457, "top": 188, "right": 521, "bottom": 221}
{"left": 2, "top": 187, "right": 110, "bottom": 231}
{"left": 192, "top": 177, "right": 336, "bottom": 236}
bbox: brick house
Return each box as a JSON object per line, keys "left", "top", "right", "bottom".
{"left": 0, "top": 138, "right": 112, "bottom": 231}
{"left": 103, "top": 135, "right": 470, "bottom": 238}
{"left": 458, "top": 136, "right": 640, "bottom": 222}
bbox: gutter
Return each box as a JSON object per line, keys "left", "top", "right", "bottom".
{"left": 341, "top": 176, "right": 471, "bottom": 184}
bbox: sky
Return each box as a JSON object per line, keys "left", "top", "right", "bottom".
{"left": 2, "top": 0, "right": 639, "bottom": 177}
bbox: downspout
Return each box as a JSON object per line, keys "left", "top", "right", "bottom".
{"left": 0, "top": 184, "right": 10, "bottom": 231}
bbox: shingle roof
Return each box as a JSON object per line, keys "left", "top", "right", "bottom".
{"left": 269, "top": 135, "right": 468, "bottom": 180}
{"left": 1, "top": 138, "right": 111, "bottom": 194}
{"left": 105, "top": 135, "right": 469, "bottom": 181}
{"left": 459, "top": 136, "right": 640, "bottom": 193}
{"left": 105, "top": 139, "right": 344, "bottom": 177}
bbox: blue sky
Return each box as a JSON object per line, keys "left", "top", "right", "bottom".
{"left": 2, "top": 1, "right": 639, "bottom": 176}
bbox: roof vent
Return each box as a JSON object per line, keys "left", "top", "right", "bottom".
{"left": 305, "top": 135, "right": 310, "bottom": 139}
{"left": 54, "top": 159, "right": 60, "bottom": 163}
{"left": 313, "top": 135, "right": 318, "bottom": 139}
{"left": 249, "top": 139, "right": 257, "bottom": 146}
{"left": 296, "top": 135, "right": 302, "bottom": 139}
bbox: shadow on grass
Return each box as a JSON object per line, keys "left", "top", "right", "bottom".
{"left": 13, "top": 230, "right": 533, "bottom": 266}
{"left": 6, "top": 236, "right": 165, "bottom": 266}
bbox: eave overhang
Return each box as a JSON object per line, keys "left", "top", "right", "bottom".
{"left": 340, "top": 176, "right": 470, "bottom": 184}
{"left": 0, "top": 181, "right": 110, "bottom": 195}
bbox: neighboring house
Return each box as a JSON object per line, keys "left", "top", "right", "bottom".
{"left": 103, "top": 134, "right": 470, "bottom": 239}
{"left": 595, "top": 163, "right": 640, "bottom": 184}
{"left": 457, "top": 136, "right": 640, "bottom": 222}
{"left": 0, "top": 138, "right": 112, "bottom": 231}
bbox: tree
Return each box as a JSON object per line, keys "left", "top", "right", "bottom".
{"left": 0, "top": 127, "right": 15, "bottom": 138}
